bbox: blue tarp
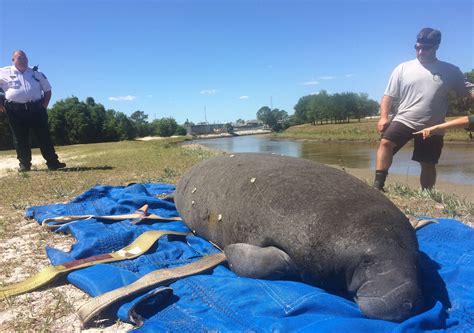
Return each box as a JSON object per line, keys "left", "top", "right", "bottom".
{"left": 26, "top": 183, "right": 474, "bottom": 332}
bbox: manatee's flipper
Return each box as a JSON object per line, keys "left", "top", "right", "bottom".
{"left": 224, "top": 243, "right": 299, "bottom": 280}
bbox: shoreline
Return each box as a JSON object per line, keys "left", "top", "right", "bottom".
{"left": 330, "top": 165, "right": 473, "bottom": 203}
{"left": 180, "top": 138, "right": 473, "bottom": 203}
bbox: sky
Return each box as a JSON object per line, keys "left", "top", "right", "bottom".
{"left": 1, "top": 0, "right": 472, "bottom": 124}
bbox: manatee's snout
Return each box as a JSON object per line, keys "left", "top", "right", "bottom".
{"left": 356, "top": 280, "right": 423, "bottom": 322}
{"left": 351, "top": 260, "right": 424, "bottom": 322}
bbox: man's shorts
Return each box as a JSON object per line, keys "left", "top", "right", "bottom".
{"left": 382, "top": 121, "right": 444, "bottom": 165}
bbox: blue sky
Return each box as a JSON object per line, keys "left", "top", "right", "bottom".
{"left": 1, "top": 0, "right": 472, "bottom": 124}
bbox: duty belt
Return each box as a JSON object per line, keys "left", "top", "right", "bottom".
{"left": 5, "top": 100, "right": 42, "bottom": 111}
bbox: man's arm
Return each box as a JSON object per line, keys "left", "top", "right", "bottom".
{"left": 377, "top": 95, "right": 393, "bottom": 133}
{"left": 42, "top": 90, "right": 52, "bottom": 109}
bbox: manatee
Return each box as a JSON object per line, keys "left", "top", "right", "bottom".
{"left": 175, "top": 153, "right": 424, "bottom": 322}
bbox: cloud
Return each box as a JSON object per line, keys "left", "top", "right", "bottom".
{"left": 345, "top": 73, "right": 355, "bottom": 78}
{"left": 108, "top": 95, "right": 137, "bottom": 101}
{"left": 200, "top": 89, "right": 219, "bottom": 95}
{"left": 239, "top": 95, "right": 250, "bottom": 100}
{"left": 318, "top": 76, "right": 336, "bottom": 80}
{"left": 300, "top": 80, "right": 319, "bottom": 86}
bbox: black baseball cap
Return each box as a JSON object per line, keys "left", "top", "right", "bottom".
{"left": 416, "top": 27, "right": 441, "bottom": 45}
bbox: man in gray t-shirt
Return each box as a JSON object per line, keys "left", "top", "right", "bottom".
{"left": 373, "top": 27, "right": 473, "bottom": 191}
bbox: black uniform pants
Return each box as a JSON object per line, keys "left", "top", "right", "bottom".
{"left": 5, "top": 102, "right": 59, "bottom": 168}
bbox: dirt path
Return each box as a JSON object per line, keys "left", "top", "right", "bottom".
{"left": 0, "top": 154, "right": 45, "bottom": 177}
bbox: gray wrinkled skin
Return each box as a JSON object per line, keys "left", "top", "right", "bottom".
{"left": 175, "top": 153, "right": 424, "bottom": 322}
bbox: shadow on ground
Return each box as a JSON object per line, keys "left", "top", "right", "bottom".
{"left": 35, "top": 166, "right": 114, "bottom": 172}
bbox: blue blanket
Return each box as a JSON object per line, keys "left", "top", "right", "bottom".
{"left": 26, "top": 184, "right": 474, "bottom": 332}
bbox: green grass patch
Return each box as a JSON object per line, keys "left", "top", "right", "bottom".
{"left": 387, "top": 183, "right": 474, "bottom": 218}
{"left": 0, "top": 138, "right": 219, "bottom": 235}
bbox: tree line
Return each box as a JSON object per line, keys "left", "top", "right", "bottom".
{"left": 1, "top": 70, "right": 472, "bottom": 149}
{"left": 256, "top": 91, "right": 380, "bottom": 131}
{"left": 0, "top": 96, "right": 185, "bottom": 150}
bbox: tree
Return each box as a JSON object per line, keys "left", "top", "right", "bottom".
{"left": 152, "top": 117, "right": 178, "bottom": 137}
{"left": 115, "top": 112, "right": 137, "bottom": 140}
{"left": 256, "top": 106, "right": 272, "bottom": 126}
{"left": 184, "top": 118, "right": 194, "bottom": 126}
{"left": 225, "top": 123, "right": 234, "bottom": 134}
{"left": 130, "top": 110, "right": 152, "bottom": 137}
{"left": 48, "top": 97, "right": 90, "bottom": 145}
{"left": 447, "top": 70, "right": 473, "bottom": 116}
{"left": 256, "top": 106, "right": 289, "bottom": 132}
{"left": 175, "top": 125, "right": 187, "bottom": 136}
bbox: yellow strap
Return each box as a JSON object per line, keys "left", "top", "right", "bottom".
{"left": 0, "top": 230, "right": 190, "bottom": 298}
{"left": 78, "top": 252, "right": 227, "bottom": 328}
{"left": 41, "top": 204, "right": 182, "bottom": 230}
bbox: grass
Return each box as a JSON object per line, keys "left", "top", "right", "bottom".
{"left": 0, "top": 138, "right": 218, "bottom": 227}
{"left": 277, "top": 118, "right": 473, "bottom": 142}
{"left": 0, "top": 135, "right": 472, "bottom": 330}
{"left": 386, "top": 183, "right": 474, "bottom": 222}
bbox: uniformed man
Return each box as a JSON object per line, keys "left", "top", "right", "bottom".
{"left": 0, "top": 50, "right": 65, "bottom": 171}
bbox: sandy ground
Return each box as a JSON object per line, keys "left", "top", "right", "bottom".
{"left": 0, "top": 154, "right": 46, "bottom": 177}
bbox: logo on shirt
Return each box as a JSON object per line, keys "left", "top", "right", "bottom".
{"left": 433, "top": 73, "right": 442, "bottom": 82}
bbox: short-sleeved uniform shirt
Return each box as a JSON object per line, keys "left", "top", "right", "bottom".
{"left": 0, "top": 65, "right": 51, "bottom": 103}
{"left": 384, "top": 59, "right": 468, "bottom": 131}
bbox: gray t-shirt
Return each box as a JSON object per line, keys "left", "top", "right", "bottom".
{"left": 384, "top": 59, "right": 468, "bottom": 130}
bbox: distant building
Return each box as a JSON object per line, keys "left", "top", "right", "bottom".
{"left": 186, "top": 123, "right": 226, "bottom": 136}
{"left": 232, "top": 119, "right": 264, "bottom": 132}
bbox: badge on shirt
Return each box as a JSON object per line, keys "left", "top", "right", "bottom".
{"left": 433, "top": 73, "right": 442, "bottom": 82}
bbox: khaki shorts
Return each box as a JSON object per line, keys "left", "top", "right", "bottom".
{"left": 382, "top": 121, "right": 444, "bottom": 165}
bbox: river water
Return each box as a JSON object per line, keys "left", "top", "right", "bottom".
{"left": 188, "top": 135, "right": 474, "bottom": 185}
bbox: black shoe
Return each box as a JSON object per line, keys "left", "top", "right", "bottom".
{"left": 18, "top": 164, "right": 31, "bottom": 172}
{"left": 373, "top": 180, "right": 385, "bottom": 192}
{"left": 47, "top": 161, "right": 66, "bottom": 170}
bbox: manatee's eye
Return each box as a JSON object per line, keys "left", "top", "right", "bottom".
{"left": 361, "top": 259, "right": 373, "bottom": 267}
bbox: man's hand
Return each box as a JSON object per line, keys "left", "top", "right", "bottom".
{"left": 377, "top": 117, "right": 390, "bottom": 133}
{"left": 0, "top": 105, "right": 6, "bottom": 114}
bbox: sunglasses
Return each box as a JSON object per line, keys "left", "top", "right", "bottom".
{"left": 414, "top": 44, "right": 434, "bottom": 51}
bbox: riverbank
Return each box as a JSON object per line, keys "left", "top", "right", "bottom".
{"left": 277, "top": 120, "right": 473, "bottom": 142}
{"left": 330, "top": 164, "right": 473, "bottom": 203}
{"left": 190, "top": 128, "right": 272, "bottom": 139}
